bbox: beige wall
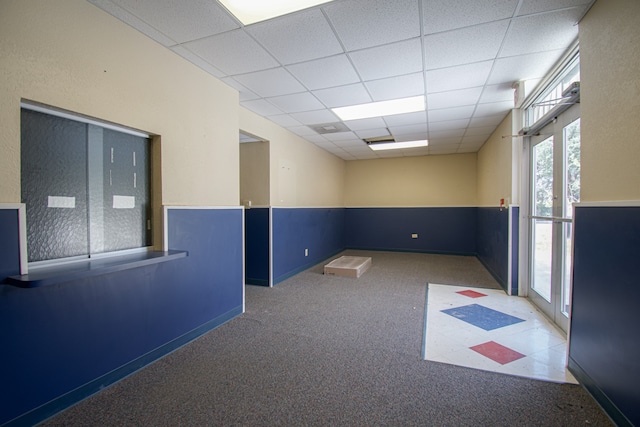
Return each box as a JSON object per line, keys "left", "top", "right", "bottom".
{"left": 477, "top": 111, "right": 515, "bottom": 207}
{"left": 0, "top": 0, "right": 239, "bottom": 206}
{"left": 579, "top": 0, "right": 640, "bottom": 202}
{"left": 239, "top": 108, "right": 346, "bottom": 207}
{"left": 344, "top": 154, "right": 477, "bottom": 207}
{"left": 240, "top": 141, "right": 270, "bottom": 207}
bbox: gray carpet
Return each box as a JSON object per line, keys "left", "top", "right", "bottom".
{"left": 42, "top": 251, "right": 612, "bottom": 426}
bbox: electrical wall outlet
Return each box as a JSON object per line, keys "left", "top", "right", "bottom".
{"left": 411, "top": 233, "right": 418, "bottom": 239}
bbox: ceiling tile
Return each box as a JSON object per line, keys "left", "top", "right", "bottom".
{"left": 488, "top": 50, "right": 564, "bottom": 85}
{"left": 304, "top": 134, "right": 330, "bottom": 144}
{"left": 312, "top": 84, "right": 372, "bottom": 108}
{"left": 428, "top": 128, "right": 466, "bottom": 139}
{"left": 266, "top": 92, "right": 325, "bottom": 113}
{"left": 170, "top": 46, "right": 226, "bottom": 78}
{"left": 428, "top": 137, "right": 462, "bottom": 146}
{"left": 289, "top": 109, "right": 340, "bottom": 125}
{"left": 470, "top": 114, "right": 508, "bottom": 128}
{"left": 500, "top": 10, "right": 582, "bottom": 58}
{"left": 288, "top": 125, "right": 317, "bottom": 136}
{"left": 424, "top": 21, "right": 509, "bottom": 70}
{"left": 428, "top": 118, "right": 471, "bottom": 132}
{"left": 428, "top": 105, "right": 476, "bottom": 122}
{"left": 234, "top": 68, "right": 306, "bottom": 98}
{"left": 323, "top": 0, "right": 420, "bottom": 51}
{"left": 422, "top": 0, "right": 518, "bottom": 34}
{"left": 287, "top": 55, "right": 360, "bottom": 90}
{"left": 221, "top": 77, "right": 260, "bottom": 101}
{"left": 240, "top": 99, "right": 283, "bottom": 116}
{"left": 246, "top": 9, "right": 343, "bottom": 65}
{"left": 427, "top": 87, "right": 483, "bottom": 110}
{"left": 355, "top": 128, "right": 391, "bottom": 139}
{"left": 323, "top": 132, "right": 360, "bottom": 141}
{"left": 349, "top": 38, "right": 423, "bottom": 81}
{"left": 517, "top": 0, "right": 592, "bottom": 16}
{"left": 110, "top": 0, "right": 239, "bottom": 44}
{"left": 389, "top": 123, "right": 429, "bottom": 138}
{"left": 87, "top": 0, "right": 177, "bottom": 46}
{"left": 344, "top": 117, "right": 387, "bottom": 131}
{"left": 465, "top": 125, "right": 496, "bottom": 136}
{"left": 365, "top": 73, "right": 425, "bottom": 102}
{"left": 268, "top": 114, "right": 303, "bottom": 127}
{"left": 383, "top": 112, "right": 428, "bottom": 128}
{"left": 426, "top": 61, "right": 493, "bottom": 93}
{"left": 182, "top": 30, "right": 278, "bottom": 75}
{"left": 479, "top": 83, "right": 515, "bottom": 103}
{"left": 474, "top": 101, "right": 515, "bottom": 118}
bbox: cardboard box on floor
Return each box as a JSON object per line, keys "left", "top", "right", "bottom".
{"left": 324, "top": 256, "right": 371, "bottom": 278}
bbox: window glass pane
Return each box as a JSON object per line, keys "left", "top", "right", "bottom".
{"left": 100, "top": 129, "right": 151, "bottom": 253}
{"left": 21, "top": 109, "right": 89, "bottom": 262}
{"left": 533, "top": 137, "right": 554, "bottom": 217}
{"left": 564, "top": 118, "right": 580, "bottom": 218}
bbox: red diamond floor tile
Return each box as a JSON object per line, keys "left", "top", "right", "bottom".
{"left": 470, "top": 341, "right": 526, "bottom": 365}
{"left": 456, "top": 289, "right": 487, "bottom": 298}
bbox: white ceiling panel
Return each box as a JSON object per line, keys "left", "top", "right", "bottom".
{"left": 422, "top": 0, "right": 519, "bottom": 34}
{"left": 426, "top": 61, "right": 493, "bottom": 93}
{"left": 365, "top": 73, "right": 425, "bottom": 102}
{"left": 234, "top": 68, "right": 306, "bottom": 98}
{"left": 312, "top": 84, "right": 372, "bottom": 108}
{"left": 424, "top": 21, "right": 510, "bottom": 70}
{"left": 246, "top": 9, "right": 343, "bottom": 65}
{"left": 170, "top": 46, "right": 226, "bottom": 78}
{"left": 266, "top": 92, "right": 325, "bottom": 113}
{"left": 344, "top": 117, "right": 387, "bottom": 131}
{"left": 500, "top": 10, "right": 582, "bottom": 58}
{"left": 427, "top": 87, "right": 483, "bottom": 110}
{"left": 487, "top": 50, "right": 564, "bottom": 84}
{"left": 267, "top": 114, "right": 303, "bottom": 127}
{"left": 110, "top": 0, "right": 239, "bottom": 44}
{"left": 287, "top": 55, "right": 360, "bottom": 90}
{"left": 428, "top": 105, "right": 476, "bottom": 123}
{"left": 182, "top": 30, "right": 278, "bottom": 75}
{"left": 383, "top": 112, "right": 428, "bottom": 128}
{"left": 474, "top": 101, "right": 514, "bottom": 117}
{"left": 87, "top": 0, "right": 177, "bottom": 46}
{"left": 324, "top": 0, "right": 420, "bottom": 51}
{"left": 91, "top": 0, "right": 587, "bottom": 161}
{"left": 349, "top": 38, "right": 424, "bottom": 82}
{"left": 241, "top": 99, "right": 283, "bottom": 117}
{"left": 518, "top": 0, "right": 593, "bottom": 16}
{"left": 289, "top": 109, "right": 340, "bottom": 125}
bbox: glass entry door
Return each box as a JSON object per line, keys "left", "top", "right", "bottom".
{"left": 529, "top": 104, "right": 580, "bottom": 332}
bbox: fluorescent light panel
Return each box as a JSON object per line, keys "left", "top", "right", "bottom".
{"left": 369, "top": 140, "right": 429, "bottom": 151}
{"left": 332, "top": 96, "right": 425, "bottom": 121}
{"left": 219, "top": 0, "right": 335, "bottom": 25}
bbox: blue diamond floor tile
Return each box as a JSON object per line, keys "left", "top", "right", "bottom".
{"left": 441, "top": 304, "right": 526, "bottom": 331}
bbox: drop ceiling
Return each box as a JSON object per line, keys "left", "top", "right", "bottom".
{"left": 87, "top": 0, "right": 593, "bottom": 160}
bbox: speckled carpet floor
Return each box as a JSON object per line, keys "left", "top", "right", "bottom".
{"left": 41, "top": 251, "right": 612, "bottom": 426}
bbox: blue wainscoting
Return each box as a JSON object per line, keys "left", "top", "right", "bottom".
{"left": 476, "top": 207, "right": 509, "bottom": 291}
{"left": 245, "top": 208, "right": 270, "bottom": 286}
{"left": 0, "top": 207, "right": 21, "bottom": 281}
{"left": 271, "top": 207, "right": 345, "bottom": 285}
{"left": 345, "top": 207, "right": 477, "bottom": 255}
{"left": 569, "top": 205, "right": 640, "bottom": 427}
{"left": 0, "top": 207, "right": 244, "bottom": 427}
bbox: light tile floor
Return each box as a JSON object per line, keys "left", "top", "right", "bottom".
{"left": 424, "top": 283, "right": 577, "bottom": 384}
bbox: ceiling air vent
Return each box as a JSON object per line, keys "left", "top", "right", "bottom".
{"left": 311, "top": 122, "right": 350, "bottom": 134}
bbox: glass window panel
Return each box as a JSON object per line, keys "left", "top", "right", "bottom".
{"left": 532, "top": 137, "right": 554, "bottom": 217}
{"left": 532, "top": 219, "right": 553, "bottom": 302}
{"left": 564, "top": 118, "right": 580, "bottom": 218}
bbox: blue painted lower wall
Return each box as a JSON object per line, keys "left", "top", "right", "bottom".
{"left": 245, "top": 208, "right": 269, "bottom": 286}
{"left": 476, "top": 207, "right": 509, "bottom": 291}
{"left": 569, "top": 205, "right": 640, "bottom": 427}
{"left": 271, "top": 208, "right": 345, "bottom": 284}
{"left": 345, "top": 207, "right": 477, "bottom": 255}
{"left": 0, "top": 207, "right": 244, "bottom": 426}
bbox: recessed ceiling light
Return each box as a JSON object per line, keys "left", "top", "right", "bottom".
{"left": 368, "top": 139, "right": 429, "bottom": 151}
{"left": 219, "top": 0, "right": 335, "bottom": 25}
{"left": 332, "top": 96, "right": 425, "bottom": 121}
